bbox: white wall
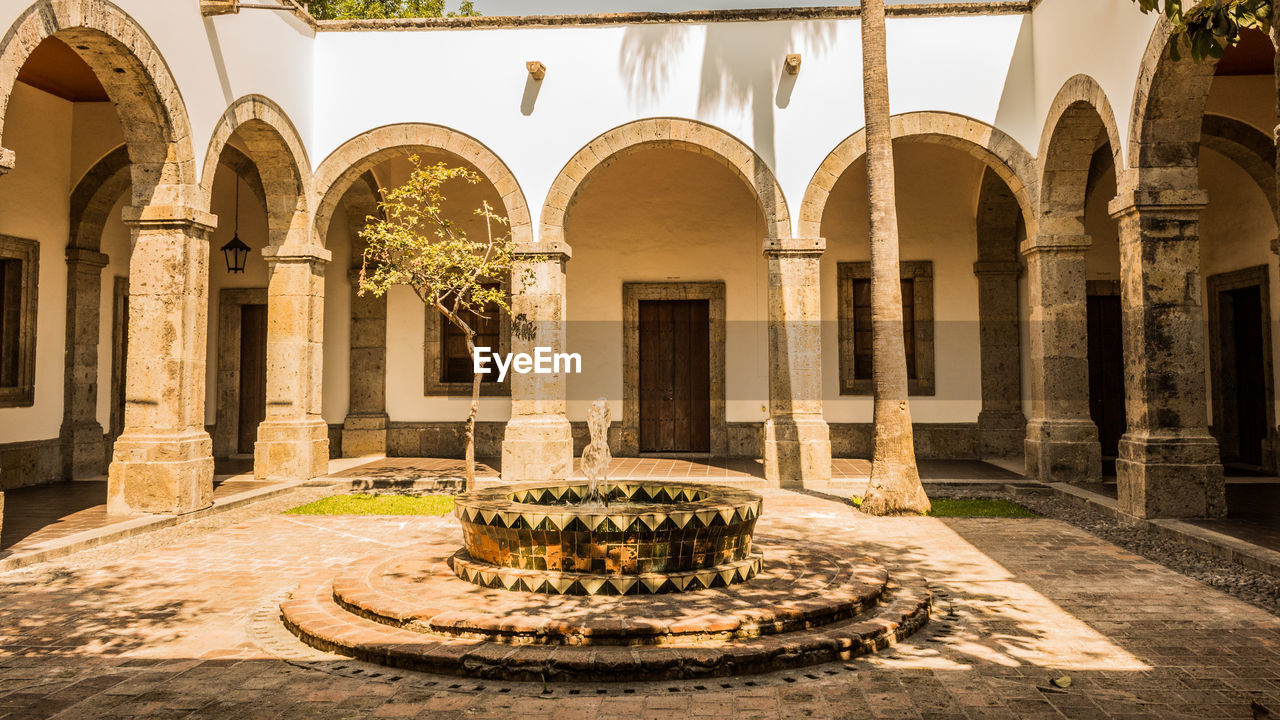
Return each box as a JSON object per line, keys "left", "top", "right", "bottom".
{"left": 0, "top": 83, "right": 71, "bottom": 443}
{"left": 313, "top": 13, "right": 1026, "bottom": 244}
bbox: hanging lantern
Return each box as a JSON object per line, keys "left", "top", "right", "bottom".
{"left": 220, "top": 173, "right": 249, "bottom": 273}
{"left": 220, "top": 232, "right": 250, "bottom": 274}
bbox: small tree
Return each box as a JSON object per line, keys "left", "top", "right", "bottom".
{"left": 357, "top": 157, "right": 517, "bottom": 492}
{"left": 304, "top": 0, "right": 478, "bottom": 20}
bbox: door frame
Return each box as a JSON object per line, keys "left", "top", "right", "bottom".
{"left": 1086, "top": 279, "right": 1124, "bottom": 461}
{"left": 214, "top": 287, "right": 268, "bottom": 458}
{"left": 1207, "top": 265, "right": 1275, "bottom": 470}
{"left": 622, "top": 282, "right": 726, "bottom": 457}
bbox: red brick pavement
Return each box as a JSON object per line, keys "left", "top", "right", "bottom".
{"left": 0, "top": 489, "right": 1274, "bottom": 718}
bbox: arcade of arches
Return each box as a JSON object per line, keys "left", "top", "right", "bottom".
{"left": 2, "top": 4, "right": 1280, "bottom": 526}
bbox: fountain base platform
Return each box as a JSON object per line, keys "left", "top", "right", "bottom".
{"left": 280, "top": 536, "right": 931, "bottom": 680}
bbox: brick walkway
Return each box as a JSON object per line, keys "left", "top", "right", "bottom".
{"left": 0, "top": 488, "right": 1276, "bottom": 718}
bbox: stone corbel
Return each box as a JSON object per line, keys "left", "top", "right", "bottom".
{"left": 121, "top": 205, "right": 219, "bottom": 236}
{"left": 0, "top": 147, "right": 14, "bottom": 176}
{"left": 1108, "top": 189, "right": 1209, "bottom": 221}
{"left": 762, "top": 236, "right": 825, "bottom": 257}
{"left": 514, "top": 240, "right": 571, "bottom": 261}
{"left": 65, "top": 247, "right": 110, "bottom": 269}
{"left": 1020, "top": 233, "right": 1091, "bottom": 256}
{"left": 263, "top": 244, "right": 333, "bottom": 266}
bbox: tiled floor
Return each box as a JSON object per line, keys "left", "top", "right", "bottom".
{"left": 0, "top": 488, "right": 1277, "bottom": 717}
{"left": 0, "top": 477, "right": 278, "bottom": 555}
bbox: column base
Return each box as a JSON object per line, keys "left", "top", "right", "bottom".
{"left": 342, "top": 413, "right": 388, "bottom": 458}
{"left": 978, "top": 410, "right": 1026, "bottom": 460}
{"left": 254, "top": 419, "right": 330, "bottom": 482}
{"left": 764, "top": 416, "right": 832, "bottom": 491}
{"left": 108, "top": 430, "right": 213, "bottom": 515}
{"left": 1024, "top": 419, "right": 1101, "bottom": 483}
{"left": 60, "top": 420, "right": 106, "bottom": 479}
{"left": 1117, "top": 432, "right": 1226, "bottom": 519}
{"left": 501, "top": 415, "right": 573, "bottom": 483}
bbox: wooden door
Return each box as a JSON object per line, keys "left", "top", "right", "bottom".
{"left": 1222, "top": 286, "right": 1267, "bottom": 467}
{"left": 639, "top": 299, "right": 710, "bottom": 452}
{"left": 237, "top": 304, "right": 268, "bottom": 455}
{"left": 1087, "top": 295, "right": 1126, "bottom": 460}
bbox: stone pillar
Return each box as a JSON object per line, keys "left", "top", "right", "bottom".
{"left": 974, "top": 260, "right": 1025, "bottom": 459}
{"left": 1108, "top": 191, "right": 1225, "bottom": 518}
{"left": 342, "top": 268, "right": 388, "bottom": 457}
{"left": 762, "top": 238, "right": 832, "bottom": 491}
{"left": 60, "top": 247, "right": 110, "bottom": 479}
{"left": 501, "top": 241, "right": 573, "bottom": 482}
{"left": 1022, "top": 233, "right": 1102, "bottom": 483}
{"left": 108, "top": 206, "right": 217, "bottom": 515}
{"left": 254, "top": 245, "right": 331, "bottom": 481}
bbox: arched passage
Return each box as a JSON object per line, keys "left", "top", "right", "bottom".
{"left": 0, "top": 1, "right": 210, "bottom": 516}
{"left": 202, "top": 95, "right": 328, "bottom": 483}
{"left": 311, "top": 124, "right": 535, "bottom": 469}
{"left": 1025, "top": 76, "right": 1126, "bottom": 485}
{"left": 801, "top": 112, "right": 1036, "bottom": 465}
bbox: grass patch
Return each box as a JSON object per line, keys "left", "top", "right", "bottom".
{"left": 284, "top": 494, "right": 455, "bottom": 516}
{"left": 850, "top": 496, "right": 1035, "bottom": 518}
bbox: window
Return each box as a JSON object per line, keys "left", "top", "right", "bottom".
{"left": 838, "top": 261, "right": 934, "bottom": 396}
{"left": 424, "top": 282, "right": 511, "bottom": 396}
{"left": 441, "top": 286, "right": 502, "bottom": 384}
{"left": 0, "top": 236, "right": 37, "bottom": 407}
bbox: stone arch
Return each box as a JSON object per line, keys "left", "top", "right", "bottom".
{"left": 313, "top": 123, "right": 531, "bottom": 246}
{"left": 1037, "top": 75, "right": 1125, "bottom": 237}
{"left": 798, "top": 111, "right": 1037, "bottom": 238}
{"left": 1201, "top": 114, "right": 1279, "bottom": 226}
{"left": 0, "top": 0, "right": 197, "bottom": 206}
{"left": 1126, "top": 19, "right": 1220, "bottom": 193}
{"left": 69, "top": 145, "right": 130, "bottom": 252}
{"left": 542, "top": 118, "right": 792, "bottom": 244}
{"left": 201, "top": 95, "right": 310, "bottom": 248}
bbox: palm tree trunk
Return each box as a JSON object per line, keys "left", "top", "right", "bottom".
{"left": 860, "top": 0, "right": 930, "bottom": 516}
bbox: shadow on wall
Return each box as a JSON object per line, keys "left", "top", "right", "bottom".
{"left": 619, "top": 21, "right": 836, "bottom": 208}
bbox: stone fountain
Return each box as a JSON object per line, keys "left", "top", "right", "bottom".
{"left": 452, "top": 400, "right": 764, "bottom": 595}
{"left": 280, "top": 398, "right": 930, "bottom": 680}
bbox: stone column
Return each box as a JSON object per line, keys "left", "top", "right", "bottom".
{"left": 1022, "top": 233, "right": 1101, "bottom": 483}
{"left": 762, "top": 237, "right": 832, "bottom": 491}
{"left": 501, "top": 241, "right": 573, "bottom": 482}
{"left": 1108, "top": 191, "right": 1225, "bottom": 518}
{"left": 254, "top": 245, "right": 331, "bottom": 481}
{"left": 60, "top": 247, "right": 109, "bottom": 478}
{"left": 974, "top": 260, "right": 1025, "bottom": 459}
{"left": 108, "top": 206, "right": 216, "bottom": 515}
{"left": 342, "top": 268, "right": 388, "bottom": 457}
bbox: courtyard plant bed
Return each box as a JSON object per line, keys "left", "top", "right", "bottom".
{"left": 285, "top": 494, "right": 455, "bottom": 516}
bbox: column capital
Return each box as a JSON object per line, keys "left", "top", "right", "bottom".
{"left": 973, "top": 260, "right": 1021, "bottom": 277}
{"left": 762, "top": 237, "right": 825, "bottom": 256}
{"left": 263, "top": 244, "right": 332, "bottom": 265}
{"left": 65, "top": 247, "right": 110, "bottom": 268}
{"left": 1020, "top": 234, "right": 1091, "bottom": 256}
{"left": 122, "top": 205, "right": 218, "bottom": 234}
{"left": 514, "top": 240, "right": 571, "bottom": 261}
{"left": 0, "top": 146, "right": 14, "bottom": 175}
{"left": 1108, "top": 189, "right": 1208, "bottom": 220}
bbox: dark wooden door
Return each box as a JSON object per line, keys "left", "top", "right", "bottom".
{"left": 1223, "top": 286, "right": 1267, "bottom": 467}
{"left": 1087, "top": 295, "right": 1126, "bottom": 460}
{"left": 639, "top": 299, "right": 710, "bottom": 452}
{"left": 237, "top": 304, "right": 268, "bottom": 454}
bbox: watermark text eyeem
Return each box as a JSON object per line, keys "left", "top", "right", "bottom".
{"left": 474, "top": 347, "right": 582, "bottom": 382}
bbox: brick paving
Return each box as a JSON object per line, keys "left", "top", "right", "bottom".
{"left": 0, "top": 488, "right": 1275, "bottom": 718}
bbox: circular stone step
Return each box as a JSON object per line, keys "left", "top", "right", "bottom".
{"left": 329, "top": 538, "right": 887, "bottom": 645}
{"left": 279, "top": 535, "right": 932, "bottom": 680}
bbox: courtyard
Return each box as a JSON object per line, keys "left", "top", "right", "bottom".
{"left": 0, "top": 476, "right": 1273, "bottom": 719}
